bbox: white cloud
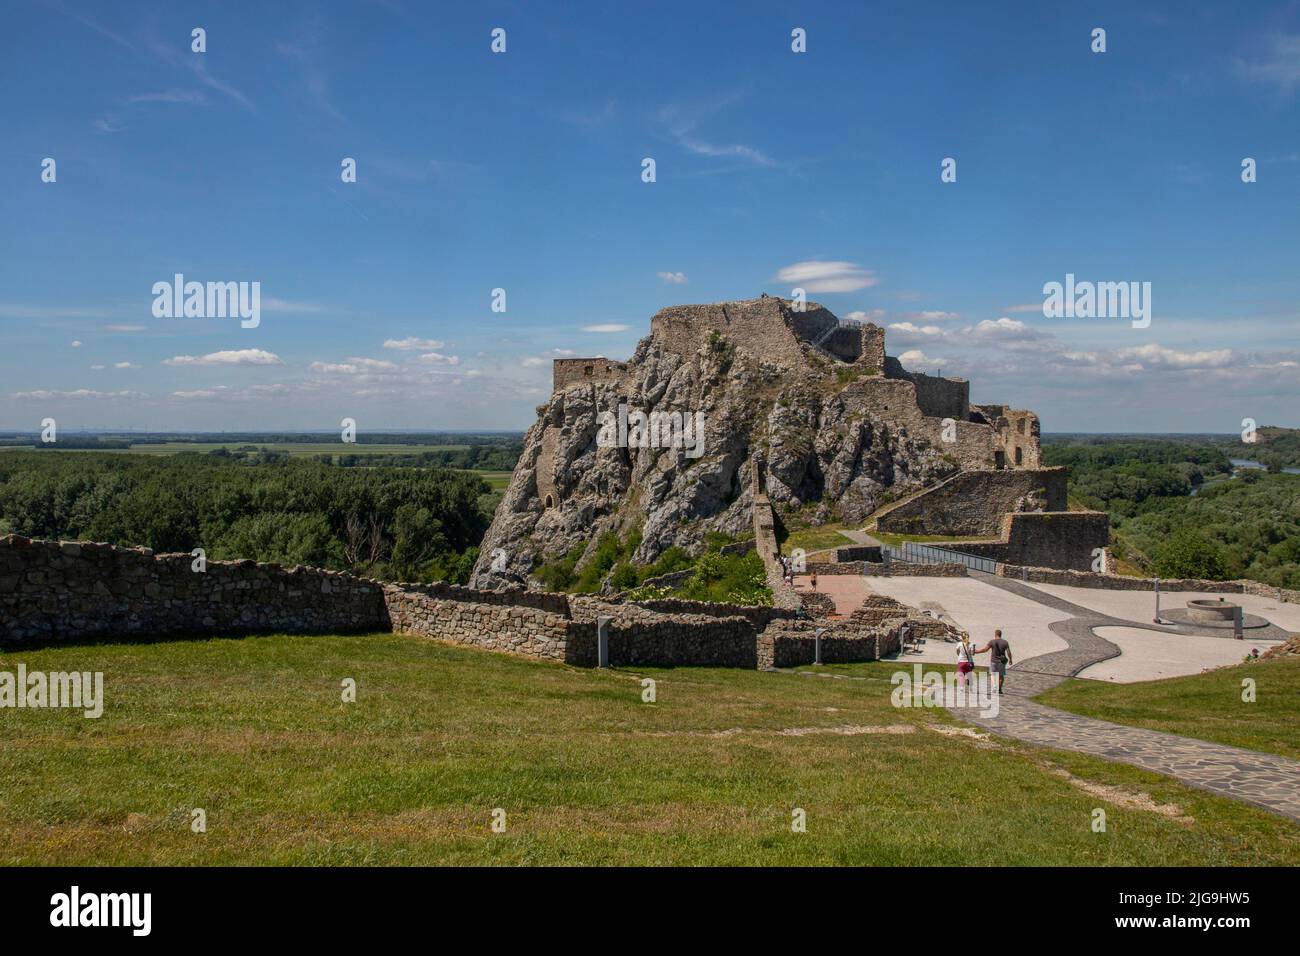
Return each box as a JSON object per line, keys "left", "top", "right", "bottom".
{"left": 897, "top": 350, "right": 947, "bottom": 368}
{"left": 417, "top": 352, "right": 460, "bottom": 365}
{"left": 104, "top": 324, "right": 147, "bottom": 333}
{"left": 126, "top": 89, "right": 206, "bottom": 105}
{"left": 384, "top": 337, "right": 445, "bottom": 351}
{"left": 9, "top": 389, "right": 146, "bottom": 400}
{"left": 582, "top": 323, "right": 631, "bottom": 333}
{"left": 310, "top": 357, "right": 398, "bottom": 374}
{"left": 90, "top": 364, "right": 105, "bottom": 370}
{"left": 164, "top": 349, "right": 283, "bottom": 366}
{"left": 898, "top": 310, "right": 961, "bottom": 323}
{"left": 521, "top": 357, "right": 548, "bottom": 368}
{"left": 70, "top": 340, "right": 82, "bottom": 348}
{"left": 113, "top": 361, "right": 139, "bottom": 369}
{"left": 773, "top": 260, "right": 878, "bottom": 293}
{"left": 1110, "top": 344, "right": 1235, "bottom": 370}
{"left": 657, "top": 271, "right": 688, "bottom": 284}
{"left": 888, "top": 321, "right": 947, "bottom": 341}
{"left": 844, "top": 310, "right": 885, "bottom": 323}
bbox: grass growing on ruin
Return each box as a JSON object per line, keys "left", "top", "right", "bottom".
{"left": 2, "top": 635, "right": 1298, "bottom": 866}
{"left": 1038, "top": 658, "right": 1300, "bottom": 761}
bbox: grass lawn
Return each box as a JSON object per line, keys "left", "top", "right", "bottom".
{"left": 2, "top": 635, "right": 1297, "bottom": 866}
{"left": 779, "top": 523, "right": 854, "bottom": 554}
{"left": 1038, "top": 658, "right": 1300, "bottom": 761}
{"left": 470, "top": 470, "right": 513, "bottom": 491}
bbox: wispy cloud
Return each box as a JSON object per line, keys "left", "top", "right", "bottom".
{"left": 147, "top": 37, "right": 254, "bottom": 111}
{"left": 384, "top": 337, "right": 445, "bottom": 351}
{"left": 773, "top": 260, "right": 878, "bottom": 293}
{"left": 582, "top": 324, "right": 631, "bottom": 333}
{"left": 163, "top": 349, "right": 283, "bottom": 366}
{"left": 656, "top": 271, "right": 688, "bottom": 284}
{"left": 657, "top": 96, "right": 776, "bottom": 168}
{"left": 1236, "top": 34, "right": 1300, "bottom": 94}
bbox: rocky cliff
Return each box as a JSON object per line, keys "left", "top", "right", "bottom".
{"left": 471, "top": 296, "right": 1034, "bottom": 589}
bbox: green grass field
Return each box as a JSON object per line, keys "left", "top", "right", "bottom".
{"left": 2, "top": 635, "right": 1297, "bottom": 865}
{"left": 1038, "top": 658, "right": 1300, "bottom": 761}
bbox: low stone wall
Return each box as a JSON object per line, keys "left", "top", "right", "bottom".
{"left": 567, "top": 606, "right": 758, "bottom": 668}
{"left": 387, "top": 579, "right": 570, "bottom": 614}
{"left": 806, "top": 559, "right": 968, "bottom": 577}
{"left": 585, "top": 595, "right": 796, "bottom": 630}
{"left": 1, "top": 533, "right": 1019, "bottom": 673}
{"left": 835, "top": 545, "right": 881, "bottom": 563}
{"left": 384, "top": 584, "right": 571, "bottom": 662}
{"left": 996, "top": 563, "right": 1300, "bottom": 603}
{"left": 798, "top": 591, "right": 837, "bottom": 618}
{"left": 0, "top": 535, "right": 388, "bottom": 645}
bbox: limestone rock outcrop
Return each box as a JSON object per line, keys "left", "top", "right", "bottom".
{"left": 471, "top": 295, "right": 1042, "bottom": 589}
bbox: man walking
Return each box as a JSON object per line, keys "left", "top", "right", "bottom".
{"left": 976, "top": 629, "right": 1013, "bottom": 695}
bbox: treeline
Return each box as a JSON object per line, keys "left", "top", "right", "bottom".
{"left": 0, "top": 452, "right": 490, "bottom": 583}
{"left": 1044, "top": 438, "right": 1299, "bottom": 587}
{"left": 1044, "top": 440, "right": 1233, "bottom": 517}
{"left": 306, "top": 445, "right": 519, "bottom": 470}
{"left": 1119, "top": 474, "right": 1300, "bottom": 588}
{"left": 1217, "top": 427, "right": 1300, "bottom": 471}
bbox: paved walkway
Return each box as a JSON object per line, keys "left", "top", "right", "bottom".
{"left": 954, "top": 573, "right": 1300, "bottom": 822}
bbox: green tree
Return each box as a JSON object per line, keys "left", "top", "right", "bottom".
{"left": 1152, "top": 529, "right": 1228, "bottom": 580}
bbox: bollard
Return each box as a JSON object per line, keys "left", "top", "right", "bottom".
{"left": 597, "top": 615, "right": 612, "bottom": 668}
{"left": 1021, "top": 566, "right": 1028, "bottom": 582}
{"left": 1233, "top": 605, "right": 1244, "bottom": 640}
{"left": 1153, "top": 577, "right": 1161, "bottom": 624}
{"left": 814, "top": 627, "right": 826, "bottom": 666}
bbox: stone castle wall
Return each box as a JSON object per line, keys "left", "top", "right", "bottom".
{"left": 931, "top": 511, "right": 1110, "bottom": 572}
{"left": 0, "top": 535, "right": 388, "bottom": 645}
{"left": 552, "top": 358, "right": 632, "bottom": 392}
{"left": 876, "top": 468, "right": 1069, "bottom": 536}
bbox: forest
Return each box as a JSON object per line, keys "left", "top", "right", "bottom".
{"left": 0, "top": 451, "right": 492, "bottom": 584}
{"left": 1043, "top": 436, "right": 1300, "bottom": 588}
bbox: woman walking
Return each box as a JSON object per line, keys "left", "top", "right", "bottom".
{"left": 956, "top": 632, "right": 976, "bottom": 693}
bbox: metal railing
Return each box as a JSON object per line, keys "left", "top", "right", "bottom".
{"left": 882, "top": 541, "right": 998, "bottom": 575}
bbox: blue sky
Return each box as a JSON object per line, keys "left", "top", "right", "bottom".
{"left": 2, "top": 0, "right": 1298, "bottom": 433}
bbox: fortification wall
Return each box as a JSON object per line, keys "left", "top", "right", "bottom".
{"left": 931, "top": 511, "right": 1110, "bottom": 572}
{"left": 552, "top": 358, "right": 632, "bottom": 392}
{"left": 0, "top": 535, "right": 388, "bottom": 645}
{"left": 876, "top": 468, "right": 1068, "bottom": 536}
{"left": 649, "top": 298, "right": 834, "bottom": 369}
{"left": 909, "top": 372, "right": 969, "bottom": 420}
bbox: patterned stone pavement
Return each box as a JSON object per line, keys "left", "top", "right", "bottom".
{"left": 952, "top": 573, "right": 1300, "bottom": 822}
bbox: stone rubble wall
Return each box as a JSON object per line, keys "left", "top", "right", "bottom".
{"left": 997, "top": 563, "right": 1300, "bottom": 603}
{"left": 0, "top": 535, "right": 388, "bottom": 646}
{"left": 931, "top": 511, "right": 1110, "bottom": 572}
{"left": 383, "top": 584, "right": 571, "bottom": 662}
